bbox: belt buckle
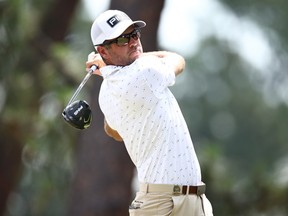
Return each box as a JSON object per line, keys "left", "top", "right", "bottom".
{"left": 173, "top": 185, "right": 181, "bottom": 195}
{"left": 197, "top": 184, "right": 206, "bottom": 195}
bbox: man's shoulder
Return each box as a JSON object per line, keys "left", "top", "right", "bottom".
{"left": 130, "top": 56, "right": 163, "bottom": 72}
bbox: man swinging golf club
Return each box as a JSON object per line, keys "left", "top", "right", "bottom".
{"left": 86, "top": 10, "right": 214, "bottom": 216}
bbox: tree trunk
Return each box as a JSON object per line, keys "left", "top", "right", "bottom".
{"left": 67, "top": 78, "right": 135, "bottom": 216}
{"left": 0, "top": 122, "right": 23, "bottom": 216}
{"left": 110, "top": 0, "right": 165, "bottom": 51}
{"left": 67, "top": 0, "right": 165, "bottom": 215}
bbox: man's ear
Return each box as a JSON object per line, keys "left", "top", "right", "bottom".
{"left": 97, "top": 46, "right": 109, "bottom": 60}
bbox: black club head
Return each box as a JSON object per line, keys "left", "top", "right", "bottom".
{"left": 62, "top": 100, "right": 92, "bottom": 129}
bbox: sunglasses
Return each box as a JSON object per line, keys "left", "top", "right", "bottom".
{"left": 100, "top": 29, "right": 141, "bottom": 47}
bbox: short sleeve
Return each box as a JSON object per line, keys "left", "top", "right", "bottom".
{"left": 141, "top": 56, "right": 175, "bottom": 98}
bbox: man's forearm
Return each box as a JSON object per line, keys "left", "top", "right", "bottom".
{"left": 141, "top": 51, "right": 185, "bottom": 76}
{"left": 104, "top": 119, "right": 123, "bottom": 142}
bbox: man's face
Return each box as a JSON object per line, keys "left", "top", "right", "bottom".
{"left": 98, "top": 26, "right": 143, "bottom": 66}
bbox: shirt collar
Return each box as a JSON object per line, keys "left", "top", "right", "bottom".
{"left": 100, "top": 65, "right": 122, "bottom": 78}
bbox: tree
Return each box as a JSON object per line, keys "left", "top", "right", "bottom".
{"left": 2, "top": 0, "right": 288, "bottom": 215}
{"left": 0, "top": 0, "right": 80, "bottom": 215}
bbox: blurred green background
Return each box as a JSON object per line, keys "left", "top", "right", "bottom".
{"left": 1, "top": 0, "right": 288, "bottom": 215}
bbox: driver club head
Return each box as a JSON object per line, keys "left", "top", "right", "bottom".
{"left": 62, "top": 100, "right": 92, "bottom": 129}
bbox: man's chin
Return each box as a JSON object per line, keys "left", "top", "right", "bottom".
{"left": 131, "top": 50, "right": 142, "bottom": 59}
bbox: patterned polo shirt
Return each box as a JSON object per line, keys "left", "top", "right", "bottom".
{"left": 99, "top": 55, "right": 202, "bottom": 185}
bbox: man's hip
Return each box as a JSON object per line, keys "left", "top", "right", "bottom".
{"left": 129, "top": 183, "right": 213, "bottom": 216}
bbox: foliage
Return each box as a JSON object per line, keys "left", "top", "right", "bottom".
{"left": 1, "top": 0, "right": 90, "bottom": 215}
{"left": 171, "top": 5, "right": 288, "bottom": 214}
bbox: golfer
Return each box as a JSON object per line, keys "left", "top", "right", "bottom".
{"left": 86, "top": 10, "right": 213, "bottom": 216}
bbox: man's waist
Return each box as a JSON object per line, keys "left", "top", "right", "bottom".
{"left": 139, "top": 182, "right": 206, "bottom": 196}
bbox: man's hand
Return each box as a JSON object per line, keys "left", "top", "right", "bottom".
{"left": 86, "top": 52, "right": 106, "bottom": 76}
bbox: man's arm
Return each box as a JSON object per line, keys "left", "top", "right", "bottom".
{"left": 141, "top": 51, "right": 185, "bottom": 76}
{"left": 85, "top": 52, "right": 123, "bottom": 142}
{"left": 104, "top": 119, "right": 123, "bottom": 142}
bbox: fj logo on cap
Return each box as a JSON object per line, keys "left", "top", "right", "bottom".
{"left": 107, "top": 15, "right": 120, "bottom": 27}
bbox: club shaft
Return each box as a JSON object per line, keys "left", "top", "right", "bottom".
{"left": 67, "top": 65, "right": 98, "bottom": 105}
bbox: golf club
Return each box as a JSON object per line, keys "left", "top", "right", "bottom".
{"left": 62, "top": 65, "right": 98, "bottom": 129}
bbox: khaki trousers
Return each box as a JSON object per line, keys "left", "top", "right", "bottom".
{"left": 129, "top": 183, "right": 213, "bottom": 216}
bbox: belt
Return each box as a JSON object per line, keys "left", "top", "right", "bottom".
{"left": 139, "top": 183, "right": 206, "bottom": 196}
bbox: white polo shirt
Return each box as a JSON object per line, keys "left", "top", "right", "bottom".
{"left": 99, "top": 55, "right": 201, "bottom": 185}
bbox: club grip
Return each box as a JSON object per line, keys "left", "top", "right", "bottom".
{"left": 88, "top": 65, "right": 98, "bottom": 73}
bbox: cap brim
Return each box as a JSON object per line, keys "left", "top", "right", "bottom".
{"left": 133, "top": 20, "right": 146, "bottom": 29}
{"left": 106, "top": 20, "right": 146, "bottom": 41}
